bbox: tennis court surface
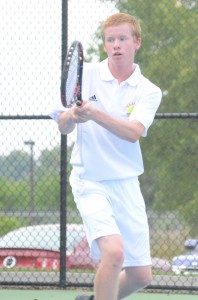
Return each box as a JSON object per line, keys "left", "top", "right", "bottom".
{"left": 0, "top": 289, "right": 197, "bottom": 300}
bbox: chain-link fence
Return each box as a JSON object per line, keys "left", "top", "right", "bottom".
{"left": 0, "top": 0, "right": 197, "bottom": 293}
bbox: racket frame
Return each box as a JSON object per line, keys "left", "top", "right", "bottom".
{"left": 61, "top": 40, "right": 83, "bottom": 107}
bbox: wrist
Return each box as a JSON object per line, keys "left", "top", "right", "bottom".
{"left": 68, "top": 109, "right": 75, "bottom": 123}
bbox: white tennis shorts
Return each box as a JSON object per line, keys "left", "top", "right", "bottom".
{"left": 69, "top": 171, "right": 151, "bottom": 267}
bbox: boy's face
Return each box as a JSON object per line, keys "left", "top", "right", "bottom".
{"left": 103, "top": 23, "right": 141, "bottom": 66}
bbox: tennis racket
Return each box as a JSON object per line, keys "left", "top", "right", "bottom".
{"left": 61, "top": 41, "right": 83, "bottom": 107}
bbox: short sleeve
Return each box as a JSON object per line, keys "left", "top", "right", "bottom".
{"left": 129, "top": 83, "right": 162, "bottom": 137}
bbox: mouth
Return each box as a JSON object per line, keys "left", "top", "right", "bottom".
{"left": 114, "top": 52, "right": 122, "bottom": 56}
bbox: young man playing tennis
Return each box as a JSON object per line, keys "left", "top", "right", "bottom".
{"left": 50, "top": 12, "right": 162, "bottom": 300}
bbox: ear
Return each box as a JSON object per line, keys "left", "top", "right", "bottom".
{"left": 135, "top": 38, "right": 141, "bottom": 52}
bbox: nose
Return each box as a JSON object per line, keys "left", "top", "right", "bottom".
{"left": 113, "top": 38, "right": 120, "bottom": 49}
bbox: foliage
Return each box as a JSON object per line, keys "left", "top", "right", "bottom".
{"left": 35, "top": 172, "right": 60, "bottom": 210}
{"left": 179, "top": 190, "right": 198, "bottom": 236}
{"left": 0, "top": 145, "right": 75, "bottom": 214}
{"left": 0, "top": 176, "right": 29, "bottom": 210}
{"left": 140, "top": 118, "right": 197, "bottom": 234}
{"left": 36, "top": 147, "right": 60, "bottom": 177}
{"left": 0, "top": 150, "right": 30, "bottom": 180}
{"left": 0, "top": 216, "right": 28, "bottom": 237}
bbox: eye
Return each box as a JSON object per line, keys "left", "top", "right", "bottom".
{"left": 107, "top": 37, "right": 114, "bottom": 43}
{"left": 119, "top": 36, "right": 127, "bottom": 41}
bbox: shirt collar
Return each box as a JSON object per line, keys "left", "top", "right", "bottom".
{"left": 99, "top": 58, "right": 142, "bottom": 87}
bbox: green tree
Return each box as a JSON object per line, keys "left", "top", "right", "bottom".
{"left": 0, "top": 145, "right": 75, "bottom": 213}
{"left": 36, "top": 147, "right": 60, "bottom": 177}
{"left": 0, "top": 150, "right": 31, "bottom": 180}
{"left": 35, "top": 145, "right": 75, "bottom": 211}
{"left": 0, "top": 177, "right": 29, "bottom": 210}
{"left": 35, "top": 172, "right": 60, "bottom": 210}
{"left": 140, "top": 119, "right": 197, "bottom": 212}
{"left": 180, "top": 190, "right": 198, "bottom": 236}
{"left": 0, "top": 216, "right": 28, "bottom": 237}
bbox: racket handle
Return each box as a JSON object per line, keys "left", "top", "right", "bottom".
{"left": 76, "top": 100, "right": 82, "bottom": 106}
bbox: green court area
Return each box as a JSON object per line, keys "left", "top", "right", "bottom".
{"left": 0, "top": 289, "right": 197, "bottom": 300}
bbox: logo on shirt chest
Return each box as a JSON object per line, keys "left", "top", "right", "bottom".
{"left": 89, "top": 95, "right": 98, "bottom": 102}
{"left": 126, "top": 101, "right": 136, "bottom": 116}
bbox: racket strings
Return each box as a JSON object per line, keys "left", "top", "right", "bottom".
{"left": 61, "top": 41, "right": 83, "bottom": 107}
{"left": 66, "top": 47, "right": 79, "bottom": 105}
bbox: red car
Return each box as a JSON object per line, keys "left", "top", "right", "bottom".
{"left": 0, "top": 224, "right": 97, "bottom": 271}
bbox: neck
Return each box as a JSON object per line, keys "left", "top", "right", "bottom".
{"left": 108, "top": 62, "right": 136, "bottom": 84}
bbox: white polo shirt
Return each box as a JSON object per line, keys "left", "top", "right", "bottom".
{"left": 50, "top": 58, "right": 162, "bottom": 181}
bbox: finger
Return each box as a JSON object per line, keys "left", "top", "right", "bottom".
{"left": 82, "top": 100, "right": 88, "bottom": 106}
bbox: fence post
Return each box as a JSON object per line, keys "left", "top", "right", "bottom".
{"left": 59, "top": 0, "right": 68, "bottom": 288}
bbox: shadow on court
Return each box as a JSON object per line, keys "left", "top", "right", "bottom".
{"left": 0, "top": 289, "right": 197, "bottom": 300}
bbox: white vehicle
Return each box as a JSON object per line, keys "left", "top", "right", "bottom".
{"left": 171, "top": 239, "right": 198, "bottom": 275}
